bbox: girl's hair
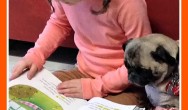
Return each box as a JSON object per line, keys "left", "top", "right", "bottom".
{"left": 91, "top": 0, "right": 111, "bottom": 15}
{"left": 48, "top": 0, "right": 55, "bottom": 12}
{"left": 48, "top": 0, "right": 111, "bottom": 15}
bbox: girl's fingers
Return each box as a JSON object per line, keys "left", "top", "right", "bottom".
{"left": 27, "top": 64, "right": 38, "bottom": 80}
{"left": 58, "top": 88, "right": 83, "bottom": 98}
{"left": 10, "top": 59, "right": 38, "bottom": 80}
{"left": 10, "top": 62, "right": 28, "bottom": 80}
{"left": 57, "top": 80, "right": 83, "bottom": 98}
{"left": 57, "top": 79, "right": 81, "bottom": 89}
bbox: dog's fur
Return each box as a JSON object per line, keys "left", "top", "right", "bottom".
{"left": 123, "top": 34, "right": 179, "bottom": 109}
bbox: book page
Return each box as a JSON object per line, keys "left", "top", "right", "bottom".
{"left": 78, "top": 97, "right": 143, "bottom": 110}
{"left": 9, "top": 69, "right": 87, "bottom": 110}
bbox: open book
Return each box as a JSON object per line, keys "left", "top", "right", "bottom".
{"left": 9, "top": 69, "right": 145, "bottom": 110}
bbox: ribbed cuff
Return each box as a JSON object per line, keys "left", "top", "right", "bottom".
{"left": 81, "top": 78, "right": 107, "bottom": 99}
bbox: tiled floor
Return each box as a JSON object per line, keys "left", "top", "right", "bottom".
{"left": 9, "top": 40, "right": 78, "bottom": 76}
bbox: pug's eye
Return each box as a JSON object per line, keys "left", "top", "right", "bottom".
{"left": 153, "top": 71, "right": 161, "bottom": 77}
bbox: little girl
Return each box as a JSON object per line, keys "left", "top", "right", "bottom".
{"left": 10, "top": 0, "right": 151, "bottom": 107}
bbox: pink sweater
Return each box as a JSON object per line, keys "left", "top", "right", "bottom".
{"left": 24, "top": 0, "right": 151, "bottom": 99}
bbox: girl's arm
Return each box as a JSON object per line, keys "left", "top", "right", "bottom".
{"left": 24, "top": 1, "right": 72, "bottom": 70}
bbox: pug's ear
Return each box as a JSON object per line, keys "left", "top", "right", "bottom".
{"left": 150, "top": 45, "right": 177, "bottom": 65}
{"left": 122, "top": 38, "right": 133, "bottom": 51}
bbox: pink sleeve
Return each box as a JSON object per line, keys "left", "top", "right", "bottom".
{"left": 24, "top": 1, "right": 72, "bottom": 70}
{"left": 81, "top": 0, "right": 152, "bottom": 99}
{"left": 81, "top": 66, "right": 130, "bottom": 99}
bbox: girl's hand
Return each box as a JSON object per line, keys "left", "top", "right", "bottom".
{"left": 10, "top": 58, "right": 38, "bottom": 80}
{"left": 57, "top": 79, "right": 83, "bottom": 98}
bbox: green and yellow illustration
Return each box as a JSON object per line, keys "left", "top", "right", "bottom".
{"left": 9, "top": 84, "right": 63, "bottom": 110}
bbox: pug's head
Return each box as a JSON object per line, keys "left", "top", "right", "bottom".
{"left": 123, "top": 34, "right": 179, "bottom": 87}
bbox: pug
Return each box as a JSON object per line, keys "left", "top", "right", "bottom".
{"left": 123, "top": 34, "right": 179, "bottom": 109}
